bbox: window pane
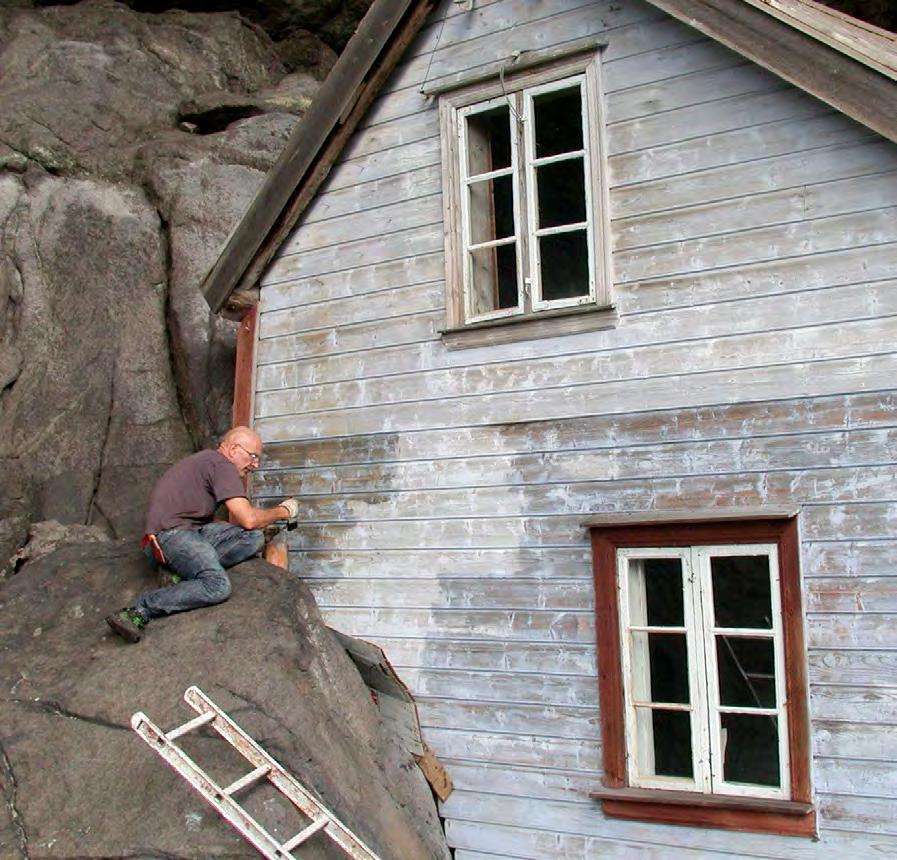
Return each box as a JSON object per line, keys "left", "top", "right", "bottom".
{"left": 634, "top": 708, "right": 693, "bottom": 779}
{"left": 535, "top": 158, "right": 586, "bottom": 229}
{"left": 467, "top": 174, "right": 515, "bottom": 244}
{"left": 643, "top": 558, "right": 685, "bottom": 627}
{"left": 631, "top": 632, "right": 689, "bottom": 705}
{"left": 720, "top": 713, "right": 781, "bottom": 787}
{"left": 468, "top": 244, "right": 518, "bottom": 316}
{"left": 712, "top": 555, "right": 773, "bottom": 629}
{"left": 465, "top": 104, "right": 511, "bottom": 175}
{"left": 717, "top": 636, "right": 776, "bottom": 708}
{"left": 533, "top": 85, "right": 583, "bottom": 158}
{"left": 538, "top": 231, "right": 589, "bottom": 301}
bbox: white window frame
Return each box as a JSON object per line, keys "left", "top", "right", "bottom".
{"left": 618, "top": 544, "right": 791, "bottom": 801}
{"left": 436, "top": 48, "right": 613, "bottom": 347}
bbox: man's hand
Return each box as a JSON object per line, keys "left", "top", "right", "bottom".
{"left": 279, "top": 497, "right": 301, "bottom": 521}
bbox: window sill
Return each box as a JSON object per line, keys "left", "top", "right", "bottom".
{"left": 441, "top": 304, "right": 618, "bottom": 350}
{"left": 591, "top": 787, "right": 816, "bottom": 837}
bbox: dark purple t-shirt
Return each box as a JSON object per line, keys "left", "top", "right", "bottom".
{"left": 144, "top": 449, "right": 246, "bottom": 534}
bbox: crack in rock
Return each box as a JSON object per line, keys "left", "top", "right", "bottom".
{"left": 0, "top": 736, "right": 29, "bottom": 859}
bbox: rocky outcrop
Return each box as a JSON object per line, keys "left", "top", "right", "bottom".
{"left": 0, "top": 0, "right": 371, "bottom": 560}
{"left": 0, "top": 541, "right": 450, "bottom": 859}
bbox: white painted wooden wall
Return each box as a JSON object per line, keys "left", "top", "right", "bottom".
{"left": 251, "top": 0, "right": 897, "bottom": 856}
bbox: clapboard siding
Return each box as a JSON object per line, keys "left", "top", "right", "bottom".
{"left": 252, "top": 0, "right": 897, "bottom": 855}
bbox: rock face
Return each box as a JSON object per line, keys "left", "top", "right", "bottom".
{"left": 0, "top": 541, "right": 450, "bottom": 859}
{"left": 0, "top": 0, "right": 371, "bottom": 562}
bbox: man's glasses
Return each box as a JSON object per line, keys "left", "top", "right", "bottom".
{"left": 235, "top": 443, "right": 261, "bottom": 464}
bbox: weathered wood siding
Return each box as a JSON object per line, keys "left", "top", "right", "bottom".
{"left": 252, "top": 0, "right": 897, "bottom": 856}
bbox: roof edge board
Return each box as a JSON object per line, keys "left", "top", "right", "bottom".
{"left": 201, "top": 0, "right": 423, "bottom": 314}
{"left": 649, "top": 0, "right": 897, "bottom": 145}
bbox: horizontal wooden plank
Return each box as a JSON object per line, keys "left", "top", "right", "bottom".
{"left": 808, "top": 612, "right": 897, "bottom": 651}
{"left": 402, "top": 667, "right": 598, "bottom": 708}
{"left": 257, "top": 276, "right": 897, "bottom": 385}
{"left": 808, "top": 648, "right": 897, "bottom": 687}
{"left": 441, "top": 788, "right": 897, "bottom": 858}
{"left": 303, "top": 162, "right": 442, "bottom": 226}
{"left": 340, "top": 107, "right": 437, "bottom": 162}
{"left": 255, "top": 428, "right": 897, "bottom": 497}
{"left": 806, "top": 577, "right": 897, "bottom": 614}
{"left": 263, "top": 221, "right": 443, "bottom": 287}
{"left": 817, "top": 794, "right": 897, "bottom": 835}
{"left": 365, "top": 635, "right": 598, "bottom": 676}
{"left": 423, "top": 726, "right": 600, "bottom": 771}
{"left": 256, "top": 315, "right": 897, "bottom": 417}
{"left": 259, "top": 279, "right": 442, "bottom": 342}
{"left": 614, "top": 171, "right": 897, "bottom": 252}
{"left": 444, "top": 816, "right": 897, "bottom": 860}
{"left": 255, "top": 353, "right": 897, "bottom": 440}
{"left": 814, "top": 721, "right": 897, "bottom": 762}
{"left": 418, "top": 698, "right": 599, "bottom": 740}
{"left": 290, "top": 547, "right": 592, "bottom": 579}
{"left": 810, "top": 684, "right": 897, "bottom": 723}
{"left": 308, "top": 577, "right": 594, "bottom": 611}
{"left": 814, "top": 756, "right": 897, "bottom": 799}
{"left": 616, "top": 208, "right": 897, "bottom": 283}
{"left": 259, "top": 250, "right": 443, "bottom": 315}
{"left": 612, "top": 139, "right": 897, "bottom": 218}
{"left": 623, "top": 242, "right": 897, "bottom": 315}
{"left": 259, "top": 392, "right": 897, "bottom": 468}
{"left": 319, "top": 605, "right": 596, "bottom": 643}
{"left": 260, "top": 465, "right": 897, "bottom": 524}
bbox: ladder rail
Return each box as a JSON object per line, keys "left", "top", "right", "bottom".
{"left": 182, "top": 686, "right": 382, "bottom": 860}
{"left": 131, "top": 687, "right": 384, "bottom": 860}
{"left": 131, "top": 711, "right": 295, "bottom": 860}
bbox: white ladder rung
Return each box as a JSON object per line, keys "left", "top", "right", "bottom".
{"left": 282, "top": 816, "right": 330, "bottom": 852}
{"left": 166, "top": 709, "right": 216, "bottom": 741}
{"left": 223, "top": 764, "right": 271, "bottom": 797}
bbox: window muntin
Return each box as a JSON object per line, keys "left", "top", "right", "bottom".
{"left": 454, "top": 74, "right": 599, "bottom": 325}
{"left": 618, "top": 544, "right": 790, "bottom": 801}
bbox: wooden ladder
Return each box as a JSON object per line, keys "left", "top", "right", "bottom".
{"left": 131, "top": 686, "right": 383, "bottom": 860}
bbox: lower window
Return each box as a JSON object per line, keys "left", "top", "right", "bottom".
{"left": 586, "top": 512, "right": 815, "bottom": 836}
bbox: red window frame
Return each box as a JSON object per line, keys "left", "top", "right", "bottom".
{"left": 587, "top": 514, "right": 815, "bottom": 836}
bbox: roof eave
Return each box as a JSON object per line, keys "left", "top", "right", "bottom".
{"left": 201, "top": 0, "right": 435, "bottom": 315}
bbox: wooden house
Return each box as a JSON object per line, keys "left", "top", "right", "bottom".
{"left": 203, "top": 0, "right": 897, "bottom": 856}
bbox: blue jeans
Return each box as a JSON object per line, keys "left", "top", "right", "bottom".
{"left": 136, "top": 523, "right": 264, "bottom": 620}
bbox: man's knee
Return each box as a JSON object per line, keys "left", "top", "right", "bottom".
{"left": 201, "top": 571, "right": 232, "bottom": 604}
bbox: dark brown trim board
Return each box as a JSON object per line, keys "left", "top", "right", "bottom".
{"left": 232, "top": 306, "right": 257, "bottom": 428}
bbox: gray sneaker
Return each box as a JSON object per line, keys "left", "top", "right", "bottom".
{"left": 105, "top": 607, "right": 148, "bottom": 643}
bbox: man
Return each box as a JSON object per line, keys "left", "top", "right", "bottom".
{"left": 105, "top": 426, "right": 299, "bottom": 643}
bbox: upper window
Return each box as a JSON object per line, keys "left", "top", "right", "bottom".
{"left": 437, "top": 51, "right": 613, "bottom": 348}
{"left": 586, "top": 512, "right": 815, "bottom": 837}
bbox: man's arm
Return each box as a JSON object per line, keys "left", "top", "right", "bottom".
{"left": 224, "top": 496, "right": 293, "bottom": 530}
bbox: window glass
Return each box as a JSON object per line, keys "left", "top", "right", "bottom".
{"left": 716, "top": 636, "right": 776, "bottom": 708}
{"left": 465, "top": 104, "right": 512, "bottom": 175}
{"left": 533, "top": 85, "right": 583, "bottom": 157}
{"left": 712, "top": 555, "right": 773, "bottom": 629}
{"left": 720, "top": 713, "right": 781, "bottom": 787}
{"left": 535, "top": 158, "right": 586, "bottom": 229}
{"left": 653, "top": 710, "right": 694, "bottom": 778}
{"left": 641, "top": 557, "right": 685, "bottom": 627}
{"left": 539, "top": 231, "right": 589, "bottom": 300}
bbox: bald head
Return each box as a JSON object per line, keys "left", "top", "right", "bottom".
{"left": 218, "top": 426, "right": 263, "bottom": 476}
